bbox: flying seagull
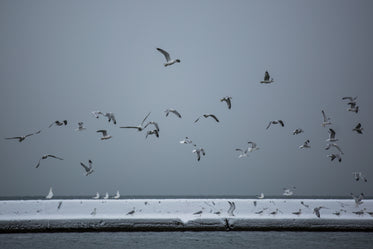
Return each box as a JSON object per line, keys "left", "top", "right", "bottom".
{"left": 80, "top": 160, "right": 94, "bottom": 176}
{"left": 91, "top": 111, "right": 102, "bottom": 119}
{"left": 156, "top": 48, "right": 180, "bottom": 67}
{"left": 75, "top": 122, "right": 86, "bottom": 131}
{"left": 192, "top": 145, "right": 206, "bottom": 161}
{"left": 326, "top": 128, "right": 338, "bottom": 142}
{"left": 220, "top": 96, "right": 232, "bottom": 109}
{"left": 342, "top": 96, "right": 358, "bottom": 103}
{"left": 49, "top": 120, "right": 67, "bottom": 128}
{"left": 247, "top": 141, "right": 260, "bottom": 152}
{"left": 292, "top": 128, "right": 304, "bottom": 135}
{"left": 325, "top": 143, "right": 344, "bottom": 154}
{"left": 299, "top": 139, "right": 311, "bottom": 149}
{"left": 321, "top": 110, "right": 331, "bottom": 127}
{"left": 235, "top": 148, "right": 248, "bottom": 158}
{"left": 353, "top": 123, "right": 363, "bottom": 134}
{"left": 195, "top": 114, "right": 220, "bottom": 123}
{"left": 266, "top": 120, "right": 284, "bottom": 129}
{"left": 36, "top": 154, "right": 64, "bottom": 168}
{"left": 347, "top": 102, "right": 359, "bottom": 113}
{"left": 327, "top": 153, "right": 342, "bottom": 162}
{"left": 144, "top": 121, "right": 160, "bottom": 132}
{"left": 260, "top": 70, "right": 274, "bottom": 84}
{"left": 120, "top": 112, "right": 151, "bottom": 131}
{"left": 353, "top": 172, "right": 367, "bottom": 182}
{"left": 146, "top": 129, "right": 159, "bottom": 139}
{"left": 165, "top": 108, "right": 182, "bottom": 118}
{"left": 180, "top": 137, "right": 193, "bottom": 144}
{"left": 102, "top": 112, "right": 117, "bottom": 125}
{"left": 5, "top": 130, "right": 41, "bottom": 142}
{"left": 96, "top": 130, "right": 112, "bottom": 140}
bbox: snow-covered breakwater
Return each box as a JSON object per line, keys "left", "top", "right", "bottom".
{"left": 1, "top": 199, "right": 373, "bottom": 232}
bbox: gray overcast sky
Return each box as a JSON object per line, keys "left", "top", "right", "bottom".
{"left": 1, "top": 0, "right": 372, "bottom": 197}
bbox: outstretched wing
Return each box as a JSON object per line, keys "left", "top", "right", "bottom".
{"left": 80, "top": 162, "right": 90, "bottom": 172}
{"left": 96, "top": 130, "right": 107, "bottom": 136}
{"left": 47, "top": 154, "right": 64, "bottom": 160}
{"left": 204, "top": 114, "right": 219, "bottom": 122}
{"left": 141, "top": 112, "right": 151, "bottom": 126}
{"left": 266, "top": 121, "right": 272, "bottom": 130}
{"left": 156, "top": 48, "right": 171, "bottom": 62}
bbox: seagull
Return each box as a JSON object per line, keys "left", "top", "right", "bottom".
{"left": 146, "top": 129, "right": 159, "bottom": 138}
{"left": 353, "top": 123, "right": 363, "bottom": 134}
{"left": 165, "top": 108, "right": 182, "bottom": 118}
{"left": 270, "top": 209, "right": 280, "bottom": 215}
{"left": 283, "top": 186, "right": 296, "bottom": 196}
{"left": 326, "top": 128, "right": 338, "bottom": 142}
{"left": 327, "top": 153, "right": 342, "bottom": 162}
{"left": 90, "top": 208, "right": 97, "bottom": 216}
{"left": 255, "top": 208, "right": 268, "bottom": 214}
{"left": 325, "top": 143, "right": 344, "bottom": 154}
{"left": 227, "top": 201, "right": 235, "bottom": 216}
{"left": 194, "top": 114, "right": 220, "bottom": 123}
{"left": 179, "top": 137, "right": 193, "bottom": 144}
{"left": 220, "top": 96, "right": 232, "bottom": 109}
{"left": 75, "top": 122, "right": 86, "bottom": 131}
{"left": 192, "top": 145, "right": 206, "bottom": 161}
{"left": 342, "top": 96, "right": 358, "bottom": 103}
{"left": 156, "top": 48, "right": 180, "bottom": 67}
{"left": 36, "top": 154, "right": 64, "bottom": 168}
{"left": 321, "top": 110, "right": 332, "bottom": 127}
{"left": 93, "top": 192, "right": 100, "bottom": 199}
{"left": 120, "top": 112, "right": 151, "bottom": 131}
{"left": 266, "top": 120, "right": 284, "bottom": 129}
{"left": 102, "top": 112, "right": 117, "bottom": 125}
{"left": 256, "top": 193, "right": 265, "bottom": 199}
{"left": 353, "top": 172, "right": 367, "bottom": 182}
{"left": 113, "top": 190, "right": 120, "bottom": 199}
{"left": 80, "top": 160, "right": 94, "bottom": 176}
{"left": 96, "top": 130, "right": 112, "bottom": 140}
{"left": 313, "top": 206, "right": 325, "bottom": 218}
{"left": 350, "top": 193, "right": 365, "bottom": 206}
{"left": 126, "top": 209, "right": 135, "bottom": 215}
{"left": 347, "top": 102, "right": 359, "bottom": 113}
{"left": 5, "top": 130, "right": 41, "bottom": 142}
{"left": 247, "top": 141, "right": 260, "bottom": 152}
{"left": 49, "top": 120, "right": 67, "bottom": 128}
{"left": 144, "top": 121, "right": 160, "bottom": 132}
{"left": 91, "top": 111, "right": 102, "bottom": 119}
{"left": 292, "top": 129, "right": 304, "bottom": 135}
{"left": 292, "top": 209, "right": 302, "bottom": 216}
{"left": 299, "top": 139, "right": 311, "bottom": 149}
{"left": 45, "top": 187, "right": 53, "bottom": 199}
{"left": 235, "top": 148, "right": 248, "bottom": 158}
{"left": 103, "top": 192, "right": 109, "bottom": 199}
{"left": 260, "top": 70, "right": 274, "bottom": 84}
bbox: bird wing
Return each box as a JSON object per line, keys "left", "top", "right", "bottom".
{"left": 171, "top": 109, "right": 182, "bottom": 118}
{"left": 47, "top": 154, "right": 64, "bottom": 160}
{"left": 80, "top": 162, "right": 90, "bottom": 172}
{"left": 248, "top": 141, "right": 257, "bottom": 148}
{"left": 205, "top": 114, "right": 219, "bottom": 122}
{"left": 266, "top": 121, "right": 272, "bottom": 130}
{"left": 321, "top": 110, "right": 328, "bottom": 122}
{"left": 194, "top": 116, "right": 201, "bottom": 123}
{"left": 4, "top": 136, "right": 22, "bottom": 140}
{"left": 120, "top": 126, "right": 141, "bottom": 130}
{"left": 278, "top": 120, "right": 284, "bottom": 127}
{"left": 332, "top": 144, "right": 344, "bottom": 154}
{"left": 156, "top": 48, "right": 171, "bottom": 62}
{"left": 235, "top": 148, "right": 243, "bottom": 152}
{"left": 355, "top": 123, "right": 361, "bottom": 129}
{"left": 96, "top": 130, "right": 107, "bottom": 136}
{"left": 141, "top": 112, "right": 151, "bottom": 126}
{"left": 328, "top": 128, "right": 336, "bottom": 138}
{"left": 35, "top": 158, "right": 42, "bottom": 168}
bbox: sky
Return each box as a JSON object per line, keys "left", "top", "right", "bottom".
{"left": 0, "top": 0, "right": 372, "bottom": 197}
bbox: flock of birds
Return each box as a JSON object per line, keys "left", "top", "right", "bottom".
{"left": 3, "top": 48, "right": 368, "bottom": 203}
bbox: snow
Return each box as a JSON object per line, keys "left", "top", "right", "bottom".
{"left": 0, "top": 199, "right": 372, "bottom": 231}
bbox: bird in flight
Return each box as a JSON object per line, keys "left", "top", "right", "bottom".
{"left": 326, "top": 128, "right": 338, "bottom": 142}
{"left": 156, "top": 48, "right": 180, "bottom": 67}
{"left": 195, "top": 114, "right": 220, "bottom": 123}
{"left": 292, "top": 128, "right": 304, "bottom": 135}
{"left": 321, "top": 110, "right": 332, "bottom": 127}
{"left": 266, "top": 120, "right": 284, "bottom": 129}
{"left": 192, "top": 145, "right": 206, "bottom": 161}
{"left": 75, "top": 122, "right": 86, "bottom": 131}
{"left": 80, "top": 160, "right": 94, "bottom": 176}
{"left": 36, "top": 154, "right": 63, "bottom": 168}
{"left": 49, "top": 120, "right": 67, "bottom": 128}
{"left": 327, "top": 153, "right": 342, "bottom": 162}
{"left": 5, "top": 130, "right": 41, "bottom": 142}
{"left": 260, "top": 70, "right": 274, "bottom": 84}
{"left": 120, "top": 112, "right": 151, "bottom": 131}
{"left": 146, "top": 129, "right": 159, "bottom": 139}
{"left": 96, "top": 130, "right": 112, "bottom": 140}
{"left": 299, "top": 139, "right": 311, "bottom": 149}
{"left": 353, "top": 123, "right": 363, "bottom": 134}
{"left": 165, "top": 108, "right": 182, "bottom": 118}
{"left": 220, "top": 96, "right": 232, "bottom": 109}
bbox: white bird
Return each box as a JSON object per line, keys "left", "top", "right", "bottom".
{"left": 260, "top": 70, "right": 274, "bottom": 84}
{"left": 146, "top": 129, "right": 159, "bottom": 139}
{"left": 235, "top": 148, "right": 248, "bottom": 158}
{"left": 93, "top": 192, "right": 100, "bottom": 199}
{"left": 350, "top": 193, "right": 365, "bottom": 206}
{"left": 113, "top": 190, "right": 120, "bottom": 199}
{"left": 80, "top": 160, "right": 94, "bottom": 176}
{"left": 353, "top": 123, "right": 363, "bottom": 134}
{"left": 91, "top": 111, "right": 102, "bottom": 119}
{"left": 75, "top": 122, "right": 86, "bottom": 131}
{"left": 220, "top": 96, "right": 232, "bottom": 109}
{"left": 179, "top": 137, "right": 193, "bottom": 144}
{"left": 102, "top": 112, "right": 117, "bottom": 125}
{"left": 96, "top": 130, "right": 112, "bottom": 140}
{"left": 247, "top": 141, "right": 260, "bottom": 152}
{"left": 156, "top": 48, "right": 180, "bottom": 67}
{"left": 299, "top": 139, "right": 311, "bottom": 149}
{"left": 326, "top": 128, "right": 338, "bottom": 142}
{"left": 327, "top": 153, "right": 342, "bottom": 162}
{"left": 45, "top": 187, "right": 53, "bottom": 199}
{"left": 325, "top": 143, "right": 344, "bottom": 154}
{"left": 144, "top": 121, "right": 160, "bottom": 132}
{"left": 49, "top": 120, "right": 67, "bottom": 128}
{"left": 192, "top": 145, "right": 206, "bottom": 161}
{"left": 194, "top": 114, "right": 220, "bottom": 123}
{"left": 266, "top": 120, "right": 284, "bottom": 129}
{"left": 283, "top": 186, "right": 296, "bottom": 196}
{"left": 353, "top": 172, "right": 368, "bottom": 182}
{"left": 292, "top": 129, "right": 304, "bottom": 135}
{"left": 36, "top": 154, "right": 64, "bottom": 168}
{"left": 5, "top": 130, "right": 41, "bottom": 142}
{"left": 120, "top": 112, "right": 151, "bottom": 131}
{"left": 256, "top": 193, "right": 265, "bottom": 199}
{"left": 321, "top": 110, "right": 332, "bottom": 127}
{"left": 103, "top": 192, "right": 109, "bottom": 199}
{"left": 165, "top": 108, "right": 182, "bottom": 118}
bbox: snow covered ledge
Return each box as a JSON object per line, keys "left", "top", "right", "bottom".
{"left": 1, "top": 199, "right": 373, "bottom": 232}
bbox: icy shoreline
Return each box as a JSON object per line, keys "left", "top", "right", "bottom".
{"left": 1, "top": 199, "right": 373, "bottom": 232}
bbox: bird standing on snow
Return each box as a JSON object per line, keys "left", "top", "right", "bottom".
{"left": 156, "top": 48, "right": 180, "bottom": 67}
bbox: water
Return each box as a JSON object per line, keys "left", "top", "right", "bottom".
{"left": 1, "top": 231, "right": 373, "bottom": 249}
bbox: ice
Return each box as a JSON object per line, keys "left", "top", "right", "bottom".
{"left": 0, "top": 199, "right": 372, "bottom": 231}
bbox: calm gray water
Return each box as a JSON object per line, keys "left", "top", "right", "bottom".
{"left": 1, "top": 231, "right": 373, "bottom": 249}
